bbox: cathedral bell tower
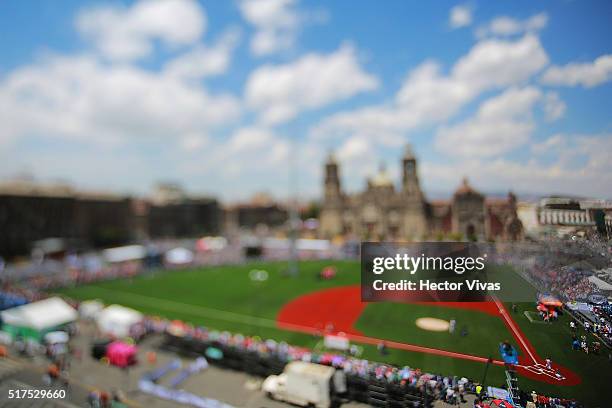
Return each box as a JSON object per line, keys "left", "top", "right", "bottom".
{"left": 320, "top": 152, "right": 344, "bottom": 238}
{"left": 324, "top": 152, "right": 341, "bottom": 203}
{"left": 402, "top": 144, "right": 422, "bottom": 198}
{"left": 400, "top": 144, "right": 428, "bottom": 240}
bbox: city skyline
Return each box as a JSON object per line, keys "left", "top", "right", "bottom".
{"left": 0, "top": 0, "right": 611, "bottom": 201}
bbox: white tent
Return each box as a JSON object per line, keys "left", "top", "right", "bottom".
{"left": 97, "top": 305, "right": 143, "bottom": 338}
{"left": 78, "top": 300, "right": 104, "bottom": 320}
{"left": 44, "top": 331, "right": 69, "bottom": 344}
{"left": 103, "top": 245, "right": 145, "bottom": 263}
{"left": 0, "top": 297, "right": 77, "bottom": 332}
{"left": 588, "top": 275, "right": 612, "bottom": 291}
{"left": 164, "top": 247, "right": 194, "bottom": 265}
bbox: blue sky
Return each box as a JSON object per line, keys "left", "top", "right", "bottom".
{"left": 0, "top": 0, "right": 611, "bottom": 201}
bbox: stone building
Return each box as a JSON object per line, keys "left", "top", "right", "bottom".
{"left": 0, "top": 180, "right": 220, "bottom": 258}
{"left": 319, "top": 145, "right": 523, "bottom": 241}
{"left": 0, "top": 181, "right": 135, "bottom": 257}
{"left": 223, "top": 193, "right": 288, "bottom": 234}
{"left": 537, "top": 197, "right": 611, "bottom": 237}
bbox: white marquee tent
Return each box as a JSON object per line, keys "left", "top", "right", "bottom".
{"left": 0, "top": 297, "right": 77, "bottom": 341}
{"left": 96, "top": 305, "right": 143, "bottom": 338}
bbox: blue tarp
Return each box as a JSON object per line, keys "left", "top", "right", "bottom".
{"left": 0, "top": 292, "right": 28, "bottom": 311}
{"left": 499, "top": 343, "right": 519, "bottom": 365}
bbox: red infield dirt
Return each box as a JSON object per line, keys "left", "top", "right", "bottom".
{"left": 276, "top": 285, "right": 580, "bottom": 385}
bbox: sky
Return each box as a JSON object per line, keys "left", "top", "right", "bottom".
{"left": 0, "top": 0, "right": 611, "bottom": 201}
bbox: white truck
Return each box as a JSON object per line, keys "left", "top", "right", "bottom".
{"left": 262, "top": 361, "right": 346, "bottom": 408}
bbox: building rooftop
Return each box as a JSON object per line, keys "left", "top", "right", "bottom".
{"left": 454, "top": 177, "right": 481, "bottom": 197}
{"left": 370, "top": 163, "right": 394, "bottom": 188}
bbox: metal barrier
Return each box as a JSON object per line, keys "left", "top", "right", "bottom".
{"left": 160, "top": 334, "right": 434, "bottom": 407}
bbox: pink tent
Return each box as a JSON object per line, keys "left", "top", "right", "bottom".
{"left": 106, "top": 341, "right": 137, "bottom": 368}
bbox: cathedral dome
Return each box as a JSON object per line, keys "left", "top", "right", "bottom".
{"left": 454, "top": 177, "right": 482, "bottom": 197}
{"left": 370, "top": 164, "right": 393, "bottom": 188}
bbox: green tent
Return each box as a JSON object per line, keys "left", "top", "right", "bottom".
{"left": 1, "top": 297, "right": 77, "bottom": 342}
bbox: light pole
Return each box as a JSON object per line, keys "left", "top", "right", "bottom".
{"left": 287, "top": 134, "right": 299, "bottom": 277}
{"left": 481, "top": 356, "right": 493, "bottom": 387}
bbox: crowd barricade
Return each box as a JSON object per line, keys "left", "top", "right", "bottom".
{"left": 365, "top": 376, "right": 429, "bottom": 408}
{"left": 346, "top": 374, "right": 369, "bottom": 403}
{"left": 160, "top": 333, "right": 434, "bottom": 408}
{"left": 160, "top": 335, "right": 286, "bottom": 377}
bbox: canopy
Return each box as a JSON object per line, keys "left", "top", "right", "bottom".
{"left": 97, "top": 305, "right": 143, "bottom": 338}
{"left": 79, "top": 300, "right": 104, "bottom": 319}
{"left": 164, "top": 247, "right": 194, "bottom": 265}
{"left": 103, "top": 245, "right": 145, "bottom": 263}
{"left": 0, "top": 297, "right": 77, "bottom": 331}
{"left": 490, "top": 399, "right": 513, "bottom": 408}
{"left": 588, "top": 275, "right": 612, "bottom": 291}
{"left": 538, "top": 294, "right": 563, "bottom": 307}
{"left": 44, "top": 331, "right": 69, "bottom": 344}
{"left": 107, "top": 341, "right": 137, "bottom": 368}
{"left": 196, "top": 237, "right": 227, "bottom": 252}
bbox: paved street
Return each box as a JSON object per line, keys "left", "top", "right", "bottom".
{"left": 2, "top": 321, "right": 369, "bottom": 408}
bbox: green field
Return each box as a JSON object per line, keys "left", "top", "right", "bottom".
{"left": 56, "top": 260, "right": 610, "bottom": 407}
{"left": 356, "top": 302, "right": 520, "bottom": 357}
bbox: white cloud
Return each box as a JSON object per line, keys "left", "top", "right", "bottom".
{"left": 227, "top": 126, "right": 278, "bottom": 152}
{"left": 333, "top": 135, "right": 382, "bottom": 190}
{"left": 245, "top": 44, "right": 379, "bottom": 125}
{"left": 453, "top": 35, "right": 548, "bottom": 88}
{"left": 190, "top": 126, "right": 291, "bottom": 181}
{"left": 543, "top": 91, "right": 566, "bottom": 122}
{"left": 423, "top": 156, "right": 610, "bottom": 199}
{"left": 423, "top": 134, "right": 612, "bottom": 197}
{"left": 531, "top": 134, "right": 565, "bottom": 156}
{"left": 541, "top": 54, "right": 612, "bottom": 88}
{"left": 164, "top": 28, "right": 241, "bottom": 79}
{"left": 449, "top": 5, "right": 473, "bottom": 29}
{"left": 179, "top": 133, "right": 209, "bottom": 151}
{"left": 0, "top": 54, "right": 240, "bottom": 148}
{"left": 435, "top": 87, "right": 542, "bottom": 157}
{"left": 77, "top": 0, "right": 206, "bottom": 61}
{"left": 337, "top": 135, "right": 371, "bottom": 162}
{"left": 312, "top": 35, "right": 548, "bottom": 143}
{"left": 239, "top": 0, "right": 303, "bottom": 56}
{"left": 476, "top": 12, "right": 548, "bottom": 38}
{"left": 531, "top": 134, "right": 612, "bottom": 172}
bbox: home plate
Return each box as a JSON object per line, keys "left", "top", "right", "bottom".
{"left": 416, "top": 317, "right": 450, "bottom": 332}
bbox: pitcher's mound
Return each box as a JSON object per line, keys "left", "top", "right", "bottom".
{"left": 416, "top": 317, "right": 450, "bottom": 332}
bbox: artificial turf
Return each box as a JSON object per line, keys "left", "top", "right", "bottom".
{"left": 355, "top": 302, "right": 520, "bottom": 358}
{"left": 56, "top": 259, "right": 609, "bottom": 407}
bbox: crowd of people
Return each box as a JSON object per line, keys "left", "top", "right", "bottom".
{"left": 569, "top": 305, "right": 612, "bottom": 353}
{"left": 503, "top": 237, "right": 610, "bottom": 303}
{"left": 154, "top": 314, "right": 587, "bottom": 408}
{"left": 86, "top": 389, "right": 128, "bottom": 408}
{"left": 147, "top": 317, "right": 479, "bottom": 405}
{"left": 0, "top": 237, "right": 245, "bottom": 294}
{"left": 3, "top": 235, "right": 609, "bottom": 408}
{"left": 525, "top": 391, "right": 580, "bottom": 408}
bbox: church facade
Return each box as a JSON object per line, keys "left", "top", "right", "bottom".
{"left": 319, "top": 145, "right": 523, "bottom": 241}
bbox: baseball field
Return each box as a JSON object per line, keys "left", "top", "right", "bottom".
{"left": 56, "top": 260, "right": 610, "bottom": 406}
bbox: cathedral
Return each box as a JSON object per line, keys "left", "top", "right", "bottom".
{"left": 319, "top": 145, "right": 523, "bottom": 241}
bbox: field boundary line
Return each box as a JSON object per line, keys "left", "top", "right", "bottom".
{"left": 523, "top": 311, "right": 549, "bottom": 324}
{"left": 492, "top": 296, "right": 538, "bottom": 364}
{"left": 88, "top": 286, "right": 280, "bottom": 329}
